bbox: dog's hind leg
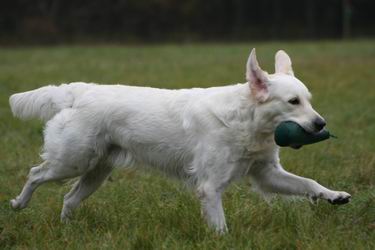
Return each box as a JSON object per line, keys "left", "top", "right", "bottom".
{"left": 10, "top": 161, "right": 80, "bottom": 210}
{"left": 61, "top": 163, "right": 114, "bottom": 222}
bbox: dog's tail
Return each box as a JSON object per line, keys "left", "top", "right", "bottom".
{"left": 9, "top": 82, "right": 93, "bottom": 122}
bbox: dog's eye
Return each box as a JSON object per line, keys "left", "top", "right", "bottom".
{"left": 288, "top": 97, "right": 300, "bottom": 105}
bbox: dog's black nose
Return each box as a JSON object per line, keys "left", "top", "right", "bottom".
{"left": 314, "top": 117, "right": 326, "bottom": 131}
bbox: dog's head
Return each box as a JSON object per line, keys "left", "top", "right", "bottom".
{"left": 246, "top": 48, "right": 325, "bottom": 133}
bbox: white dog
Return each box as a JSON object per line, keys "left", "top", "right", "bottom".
{"left": 9, "top": 49, "right": 351, "bottom": 232}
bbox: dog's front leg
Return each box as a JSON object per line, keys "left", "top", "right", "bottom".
{"left": 197, "top": 182, "right": 227, "bottom": 233}
{"left": 250, "top": 163, "right": 351, "bottom": 204}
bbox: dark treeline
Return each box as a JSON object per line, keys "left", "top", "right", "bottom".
{"left": 1, "top": 0, "right": 374, "bottom": 44}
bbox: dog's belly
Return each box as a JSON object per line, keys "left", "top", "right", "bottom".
{"left": 105, "top": 118, "right": 194, "bottom": 178}
{"left": 105, "top": 137, "right": 193, "bottom": 178}
{"left": 131, "top": 142, "right": 192, "bottom": 177}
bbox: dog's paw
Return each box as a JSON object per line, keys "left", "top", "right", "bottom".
{"left": 60, "top": 204, "right": 74, "bottom": 223}
{"left": 327, "top": 191, "right": 351, "bottom": 205}
{"left": 60, "top": 210, "right": 72, "bottom": 223}
{"left": 10, "top": 198, "right": 26, "bottom": 210}
{"left": 60, "top": 214, "right": 71, "bottom": 224}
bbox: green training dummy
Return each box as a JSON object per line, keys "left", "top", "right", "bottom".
{"left": 274, "top": 121, "right": 335, "bottom": 149}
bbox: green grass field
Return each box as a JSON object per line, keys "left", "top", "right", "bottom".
{"left": 1, "top": 41, "right": 375, "bottom": 249}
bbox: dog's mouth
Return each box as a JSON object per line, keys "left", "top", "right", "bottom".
{"left": 290, "top": 144, "right": 302, "bottom": 149}
{"left": 294, "top": 122, "right": 316, "bottom": 134}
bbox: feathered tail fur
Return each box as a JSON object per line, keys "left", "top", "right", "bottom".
{"left": 9, "top": 82, "right": 92, "bottom": 122}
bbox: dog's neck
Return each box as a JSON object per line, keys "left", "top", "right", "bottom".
{"left": 217, "top": 83, "right": 278, "bottom": 153}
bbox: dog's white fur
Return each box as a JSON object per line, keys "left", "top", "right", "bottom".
{"left": 9, "top": 49, "right": 350, "bottom": 232}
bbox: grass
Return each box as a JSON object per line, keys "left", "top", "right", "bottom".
{"left": 0, "top": 40, "right": 375, "bottom": 249}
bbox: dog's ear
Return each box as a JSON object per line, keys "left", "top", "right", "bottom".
{"left": 246, "top": 48, "right": 269, "bottom": 102}
{"left": 275, "top": 50, "right": 294, "bottom": 76}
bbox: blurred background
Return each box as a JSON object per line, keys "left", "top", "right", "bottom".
{"left": 1, "top": 0, "right": 375, "bottom": 45}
